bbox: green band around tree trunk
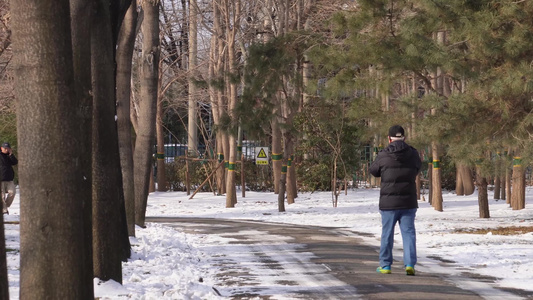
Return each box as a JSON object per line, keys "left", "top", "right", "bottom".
{"left": 218, "top": 153, "right": 224, "bottom": 162}
{"left": 156, "top": 153, "right": 165, "bottom": 159}
{"left": 228, "top": 162, "right": 236, "bottom": 171}
{"left": 281, "top": 165, "right": 287, "bottom": 174}
{"left": 513, "top": 157, "right": 522, "bottom": 167}
{"left": 272, "top": 153, "right": 283, "bottom": 161}
{"left": 433, "top": 160, "right": 440, "bottom": 169}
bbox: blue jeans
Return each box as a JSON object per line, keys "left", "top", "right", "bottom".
{"left": 379, "top": 208, "right": 417, "bottom": 267}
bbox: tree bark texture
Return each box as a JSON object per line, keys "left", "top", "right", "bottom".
{"left": 501, "top": 171, "right": 506, "bottom": 200}
{"left": 278, "top": 132, "right": 295, "bottom": 211}
{"left": 91, "top": 0, "right": 127, "bottom": 282}
{"left": 134, "top": 1, "right": 160, "bottom": 226}
{"left": 428, "top": 162, "right": 433, "bottom": 204}
{"left": 511, "top": 157, "right": 525, "bottom": 210}
{"left": 156, "top": 73, "right": 168, "bottom": 192}
{"left": 225, "top": 134, "right": 237, "bottom": 207}
{"left": 278, "top": 165, "right": 287, "bottom": 212}
{"left": 272, "top": 118, "right": 282, "bottom": 194}
{"left": 224, "top": 0, "right": 240, "bottom": 208}
{"left": 455, "top": 165, "right": 464, "bottom": 196}
{"left": 209, "top": 7, "right": 226, "bottom": 195}
{"left": 493, "top": 176, "right": 501, "bottom": 200}
{"left": 13, "top": 1, "right": 91, "bottom": 297}
{"left": 287, "top": 154, "right": 296, "bottom": 204}
{"left": 430, "top": 31, "right": 445, "bottom": 211}
{"left": 458, "top": 164, "right": 475, "bottom": 196}
{"left": 116, "top": 0, "right": 138, "bottom": 236}
{"left": 284, "top": 136, "right": 295, "bottom": 205}
{"left": 431, "top": 141, "right": 443, "bottom": 211}
{"left": 188, "top": 0, "right": 199, "bottom": 154}
{"left": 70, "top": 0, "right": 95, "bottom": 295}
{"left": 475, "top": 167, "right": 490, "bottom": 218}
{"left": 505, "top": 166, "right": 511, "bottom": 204}
{"left": 216, "top": 135, "right": 226, "bottom": 195}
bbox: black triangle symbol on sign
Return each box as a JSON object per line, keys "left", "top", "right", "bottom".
{"left": 257, "top": 148, "right": 267, "bottom": 158}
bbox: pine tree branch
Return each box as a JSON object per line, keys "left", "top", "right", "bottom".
{"left": 412, "top": 70, "right": 434, "bottom": 93}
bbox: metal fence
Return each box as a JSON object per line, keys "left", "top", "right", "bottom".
{"left": 160, "top": 140, "right": 264, "bottom": 162}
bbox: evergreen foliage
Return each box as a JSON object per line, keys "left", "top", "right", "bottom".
{"left": 160, "top": 0, "right": 533, "bottom": 192}
{"left": 238, "top": 33, "right": 307, "bottom": 139}
{"left": 294, "top": 98, "right": 365, "bottom": 191}
{"left": 0, "top": 112, "right": 16, "bottom": 148}
{"left": 305, "top": 0, "right": 533, "bottom": 180}
{"left": 240, "top": 31, "right": 367, "bottom": 191}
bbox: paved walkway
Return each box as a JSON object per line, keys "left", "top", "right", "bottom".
{"left": 147, "top": 217, "right": 531, "bottom": 300}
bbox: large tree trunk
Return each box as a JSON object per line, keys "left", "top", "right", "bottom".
{"left": 457, "top": 164, "right": 475, "bottom": 196}
{"left": 134, "top": 1, "right": 160, "bottom": 226}
{"left": 156, "top": 76, "right": 168, "bottom": 192}
{"left": 188, "top": 0, "right": 198, "bottom": 154}
{"left": 210, "top": 5, "right": 226, "bottom": 195}
{"left": 455, "top": 165, "right": 464, "bottom": 195}
{"left": 226, "top": 134, "right": 237, "bottom": 207}
{"left": 13, "top": 0, "right": 92, "bottom": 297}
{"left": 224, "top": 0, "right": 239, "bottom": 208}
{"left": 505, "top": 163, "right": 512, "bottom": 204}
{"left": 210, "top": 46, "right": 226, "bottom": 194}
{"left": 262, "top": 0, "right": 282, "bottom": 195}
{"left": 501, "top": 169, "right": 507, "bottom": 200}
{"left": 116, "top": 0, "right": 138, "bottom": 236}
{"left": 215, "top": 137, "right": 226, "bottom": 194}
{"left": 430, "top": 31, "right": 445, "bottom": 211}
{"left": 287, "top": 45, "right": 302, "bottom": 203}
{"left": 272, "top": 118, "right": 282, "bottom": 193}
{"left": 70, "top": 0, "right": 95, "bottom": 294}
{"left": 493, "top": 176, "right": 501, "bottom": 200}
{"left": 431, "top": 141, "right": 443, "bottom": 211}
{"left": 278, "top": 164, "right": 287, "bottom": 212}
{"left": 284, "top": 137, "right": 296, "bottom": 205}
{"left": 277, "top": 135, "right": 294, "bottom": 212}
{"left": 91, "top": 0, "right": 129, "bottom": 282}
{"left": 476, "top": 166, "right": 490, "bottom": 218}
{"left": 428, "top": 162, "right": 433, "bottom": 204}
{"left": 511, "top": 157, "right": 526, "bottom": 210}
{"left": 287, "top": 154, "right": 296, "bottom": 204}
{"left": 222, "top": 131, "right": 230, "bottom": 195}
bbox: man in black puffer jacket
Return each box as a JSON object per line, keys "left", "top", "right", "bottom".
{"left": 1, "top": 142, "right": 18, "bottom": 214}
{"left": 369, "top": 125, "right": 421, "bottom": 276}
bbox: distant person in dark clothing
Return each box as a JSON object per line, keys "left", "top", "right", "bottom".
{"left": 369, "top": 125, "right": 421, "bottom": 276}
{"left": 1, "top": 142, "right": 18, "bottom": 214}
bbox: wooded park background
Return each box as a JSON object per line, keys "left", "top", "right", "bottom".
{"left": 1, "top": 0, "right": 533, "bottom": 298}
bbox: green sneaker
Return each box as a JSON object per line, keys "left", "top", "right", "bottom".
{"left": 405, "top": 265, "right": 415, "bottom": 276}
{"left": 376, "top": 266, "right": 391, "bottom": 274}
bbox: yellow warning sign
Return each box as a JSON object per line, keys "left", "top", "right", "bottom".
{"left": 257, "top": 148, "right": 267, "bottom": 158}
{"left": 255, "top": 147, "right": 269, "bottom": 165}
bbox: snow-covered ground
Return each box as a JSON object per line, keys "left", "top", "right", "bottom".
{"left": 4, "top": 186, "right": 533, "bottom": 299}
